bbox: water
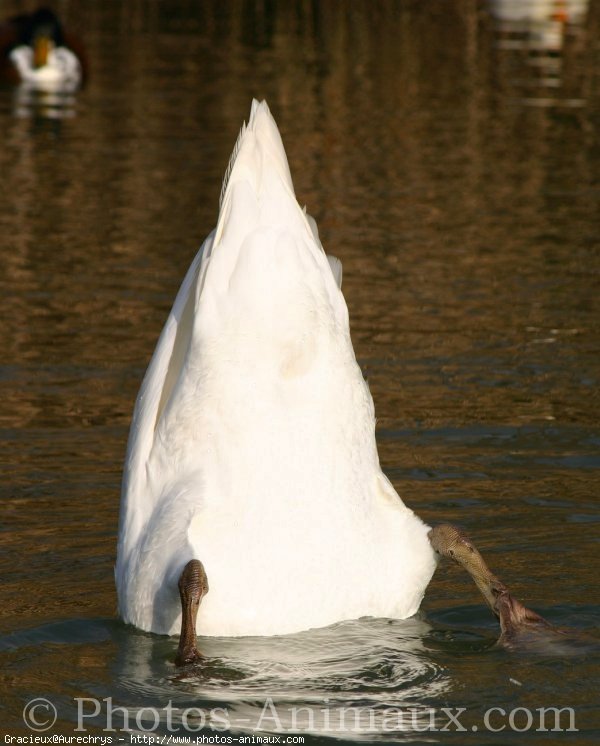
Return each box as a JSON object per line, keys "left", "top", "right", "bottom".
{"left": 0, "top": 0, "right": 598, "bottom": 742}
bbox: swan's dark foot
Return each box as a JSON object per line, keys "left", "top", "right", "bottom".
{"left": 493, "top": 587, "right": 551, "bottom": 641}
{"left": 429, "top": 524, "right": 552, "bottom": 643}
{"left": 175, "top": 559, "right": 209, "bottom": 666}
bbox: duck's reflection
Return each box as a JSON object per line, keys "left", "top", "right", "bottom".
{"left": 12, "top": 81, "right": 77, "bottom": 119}
{"left": 487, "top": 0, "right": 589, "bottom": 106}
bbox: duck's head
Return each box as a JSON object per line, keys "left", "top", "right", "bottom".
{"left": 20, "top": 7, "right": 65, "bottom": 68}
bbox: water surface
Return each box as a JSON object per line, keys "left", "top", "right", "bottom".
{"left": 0, "top": 1, "right": 598, "bottom": 743}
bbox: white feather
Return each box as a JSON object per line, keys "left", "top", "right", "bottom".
{"left": 116, "top": 100, "right": 436, "bottom": 637}
{"left": 10, "top": 45, "right": 81, "bottom": 89}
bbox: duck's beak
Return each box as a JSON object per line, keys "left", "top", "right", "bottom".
{"left": 33, "top": 36, "right": 52, "bottom": 68}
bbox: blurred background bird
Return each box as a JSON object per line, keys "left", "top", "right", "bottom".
{"left": 0, "top": 6, "right": 87, "bottom": 89}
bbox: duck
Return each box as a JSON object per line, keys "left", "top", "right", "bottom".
{"left": 0, "top": 6, "right": 86, "bottom": 89}
{"left": 116, "top": 100, "right": 550, "bottom": 664}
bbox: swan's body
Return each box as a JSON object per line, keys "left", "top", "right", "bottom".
{"left": 116, "top": 100, "right": 437, "bottom": 638}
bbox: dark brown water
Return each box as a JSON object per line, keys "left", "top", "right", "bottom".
{"left": 1, "top": 1, "right": 598, "bottom": 742}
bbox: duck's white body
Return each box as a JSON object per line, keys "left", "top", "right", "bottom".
{"left": 10, "top": 44, "right": 81, "bottom": 88}
{"left": 116, "top": 100, "right": 437, "bottom": 638}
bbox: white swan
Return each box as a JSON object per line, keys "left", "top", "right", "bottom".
{"left": 116, "top": 100, "right": 548, "bottom": 660}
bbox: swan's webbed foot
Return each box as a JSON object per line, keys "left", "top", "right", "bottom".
{"left": 428, "top": 524, "right": 552, "bottom": 644}
{"left": 175, "top": 559, "right": 209, "bottom": 666}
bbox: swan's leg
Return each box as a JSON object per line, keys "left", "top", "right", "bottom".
{"left": 175, "top": 559, "right": 209, "bottom": 666}
{"left": 428, "top": 524, "right": 551, "bottom": 640}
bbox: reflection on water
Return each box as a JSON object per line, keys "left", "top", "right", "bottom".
{"left": 115, "top": 617, "right": 450, "bottom": 739}
{"left": 0, "top": 615, "right": 454, "bottom": 738}
{"left": 0, "top": 0, "right": 598, "bottom": 742}
{"left": 1, "top": 610, "right": 596, "bottom": 739}
{"left": 12, "top": 83, "right": 78, "bottom": 119}
{"left": 488, "top": 0, "right": 590, "bottom": 106}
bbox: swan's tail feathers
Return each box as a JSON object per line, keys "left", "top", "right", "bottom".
{"left": 219, "top": 120, "right": 247, "bottom": 210}
{"left": 203, "top": 100, "right": 346, "bottom": 335}
{"left": 215, "top": 100, "right": 297, "bottom": 247}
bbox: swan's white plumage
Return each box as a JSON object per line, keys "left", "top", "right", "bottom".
{"left": 116, "top": 100, "right": 436, "bottom": 637}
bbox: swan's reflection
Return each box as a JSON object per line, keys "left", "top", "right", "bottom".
{"left": 111, "top": 615, "right": 452, "bottom": 739}
{"left": 4, "top": 615, "right": 593, "bottom": 738}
